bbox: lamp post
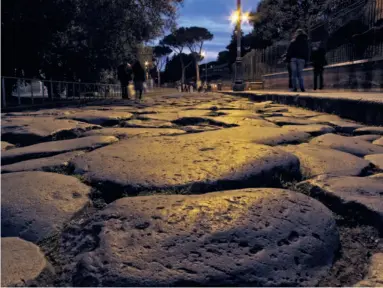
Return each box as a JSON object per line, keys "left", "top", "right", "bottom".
{"left": 201, "top": 51, "right": 207, "bottom": 83}
{"left": 231, "top": 0, "right": 246, "bottom": 91}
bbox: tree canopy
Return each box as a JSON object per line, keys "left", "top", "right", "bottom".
{"left": 2, "top": 0, "right": 183, "bottom": 82}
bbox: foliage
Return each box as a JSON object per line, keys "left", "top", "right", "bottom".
{"left": 153, "top": 45, "right": 172, "bottom": 71}
{"left": 163, "top": 53, "right": 194, "bottom": 83}
{"left": 1, "top": 0, "right": 183, "bottom": 82}
{"left": 225, "top": 29, "right": 252, "bottom": 68}
{"left": 216, "top": 50, "right": 230, "bottom": 64}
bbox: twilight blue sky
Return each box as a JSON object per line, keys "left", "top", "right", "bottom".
{"left": 176, "top": 0, "right": 259, "bottom": 63}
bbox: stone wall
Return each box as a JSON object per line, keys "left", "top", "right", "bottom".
{"left": 262, "top": 57, "right": 383, "bottom": 92}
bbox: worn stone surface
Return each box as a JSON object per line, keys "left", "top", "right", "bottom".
{"left": 1, "top": 171, "right": 91, "bottom": 242}
{"left": 373, "top": 137, "right": 383, "bottom": 146}
{"left": 364, "top": 154, "right": 383, "bottom": 170}
{"left": 308, "top": 115, "right": 363, "bottom": 133}
{"left": 1, "top": 151, "right": 85, "bottom": 173}
{"left": 298, "top": 175, "right": 383, "bottom": 229}
{"left": 355, "top": 253, "right": 383, "bottom": 287}
{"left": 122, "top": 118, "right": 175, "bottom": 128}
{"left": 370, "top": 173, "right": 383, "bottom": 179}
{"left": 266, "top": 116, "right": 315, "bottom": 126}
{"left": 72, "top": 134, "right": 300, "bottom": 193}
{"left": 310, "top": 134, "right": 383, "bottom": 157}
{"left": 354, "top": 127, "right": 383, "bottom": 135}
{"left": 1, "top": 135, "right": 118, "bottom": 165}
{"left": 282, "top": 125, "right": 335, "bottom": 136}
{"left": 352, "top": 135, "right": 382, "bottom": 142}
{"left": 1, "top": 116, "right": 99, "bottom": 145}
{"left": 282, "top": 144, "right": 371, "bottom": 178}
{"left": 1, "top": 237, "right": 54, "bottom": 287}
{"left": 63, "top": 110, "right": 133, "bottom": 125}
{"left": 199, "top": 126, "right": 310, "bottom": 146}
{"left": 82, "top": 127, "right": 186, "bottom": 138}
{"left": 209, "top": 116, "right": 278, "bottom": 127}
{"left": 1, "top": 141, "right": 15, "bottom": 151}
{"left": 63, "top": 188, "right": 339, "bottom": 287}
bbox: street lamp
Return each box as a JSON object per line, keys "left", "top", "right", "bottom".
{"left": 231, "top": 0, "right": 246, "bottom": 91}
{"left": 201, "top": 51, "right": 207, "bottom": 83}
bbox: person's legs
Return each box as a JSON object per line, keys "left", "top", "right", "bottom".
{"left": 319, "top": 68, "right": 324, "bottom": 89}
{"left": 297, "top": 59, "right": 305, "bottom": 92}
{"left": 287, "top": 63, "right": 292, "bottom": 89}
{"left": 290, "top": 58, "right": 298, "bottom": 91}
{"left": 313, "top": 68, "right": 318, "bottom": 90}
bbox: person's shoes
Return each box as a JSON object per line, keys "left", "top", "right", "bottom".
{"left": 292, "top": 89, "right": 298, "bottom": 92}
{"left": 301, "top": 89, "right": 305, "bottom": 92}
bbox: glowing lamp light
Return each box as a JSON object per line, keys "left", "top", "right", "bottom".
{"left": 242, "top": 12, "right": 250, "bottom": 23}
{"left": 230, "top": 11, "right": 239, "bottom": 24}
{"left": 200, "top": 51, "right": 206, "bottom": 57}
{"left": 145, "top": 61, "right": 149, "bottom": 66}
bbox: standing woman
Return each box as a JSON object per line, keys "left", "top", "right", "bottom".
{"left": 311, "top": 41, "right": 327, "bottom": 90}
{"left": 132, "top": 61, "right": 146, "bottom": 101}
{"left": 286, "top": 29, "right": 309, "bottom": 92}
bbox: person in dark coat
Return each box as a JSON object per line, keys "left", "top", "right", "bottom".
{"left": 286, "top": 29, "right": 309, "bottom": 92}
{"left": 132, "top": 60, "right": 146, "bottom": 100}
{"left": 311, "top": 41, "right": 327, "bottom": 90}
{"left": 117, "top": 60, "right": 132, "bottom": 99}
{"left": 281, "top": 52, "right": 292, "bottom": 90}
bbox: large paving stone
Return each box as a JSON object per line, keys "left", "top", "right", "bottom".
{"left": 1, "top": 237, "right": 54, "bottom": 287}
{"left": 282, "top": 125, "right": 335, "bottom": 136}
{"left": 63, "top": 110, "right": 133, "bottom": 125}
{"left": 83, "top": 127, "right": 186, "bottom": 138}
{"left": 373, "top": 137, "right": 383, "bottom": 146}
{"left": 1, "top": 141, "right": 15, "bottom": 151}
{"left": 352, "top": 135, "right": 382, "bottom": 142}
{"left": 64, "top": 188, "right": 339, "bottom": 287}
{"left": 1, "top": 151, "right": 85, "bottom": 173}
{"left": 123, "top": 118, "right": 175, "bottom": 128}
{"left": 365, "top": 154, "right": 383, "bottom": 170}
{"left": 199, "top": 126, "right": 310, "bottom": 146}
{"left": 1, "top": 116, "right": 100, "bottom": 145}
{"left": 209, "top": 116, "right": 278, "bottom": 127}
{"left": 310, "top": 134, "right": 383, "bottom": 157}
{"left": 266, "top": 116, "right": 315, "bottom": 126}
{"left": 282, "top": 144, "right": 371, "bottom": 178}
{"left": 72, "top": 134, "right": 300, "bottom": 194}
{"left": 1, "top": 171, "right": 92, "bottom": 242}
{"left": 355, "top": 253, "right": 383, "bottom": 287}
{"left": 354, "top": 126, "right": 383, "bottom": 135}
{"left": 298, "top": 176, "right": 383, "bottom": 230}
{"left": 308, "top": 115, "right": 363, "bottom": 133}
{"left": 1, "top": 135, "right": 118, "bottom": 165}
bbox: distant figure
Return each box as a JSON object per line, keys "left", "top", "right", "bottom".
{"left": 132, "top": 61, "right": 145, "bottom": 101}
{"left": 286, "top": 29, "right": 309, "bottom": 92}
{"left": 117, "top": 60, "right": 132, "bottom": 99}
{"left": 281, "top": 52, "right": 292, "bottom": 90}
{"left": 311, "top": 41, "right": 327, "bottom": 90}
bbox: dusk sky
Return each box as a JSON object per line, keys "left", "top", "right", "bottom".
{"left": 177, "top": 0, "right": 259, "bottom": 63}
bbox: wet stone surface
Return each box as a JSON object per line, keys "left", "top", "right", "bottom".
{"left": 1, "top": 92, "right": 382, "bottom": 287}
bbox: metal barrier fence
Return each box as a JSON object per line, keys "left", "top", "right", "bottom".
{"left": 242, "top": 0, "right": 383, "bottom": 81}
{"left": 1, "top": 77, "right": 123, "bottom": 108}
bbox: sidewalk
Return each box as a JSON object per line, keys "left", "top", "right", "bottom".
{"left": 227, "top": 90, "right": 383, "bottom": 103}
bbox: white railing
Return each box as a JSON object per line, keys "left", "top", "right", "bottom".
{"left": 1, "top": 77, "right": 123, "bottom": 108}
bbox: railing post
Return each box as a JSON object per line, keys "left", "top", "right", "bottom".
{"left": 17, "top": 79, "right": 21, "bottom": 105}
{"left": 42, "top": 80, "right": 45, "bottom": 103}
{"left": 50, "top": 80, "right": 53, "bottom": 101}
{"left": 2, "top": 78, "right": 6, "bottom": 108}
{"left": 31, "top": 80, "right": 34, "bottom": 105}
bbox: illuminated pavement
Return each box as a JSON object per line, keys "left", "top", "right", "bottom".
{"left": 1, "top": 92, "right": 382, "bottom": 286}
{"left": 229, "top": 89, "right": 383, "bottom": 103}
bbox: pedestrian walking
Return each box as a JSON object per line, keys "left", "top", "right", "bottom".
{"left": 286, "top": 29, "right": 309, "bottom": 92}
{"left": 117, "top": 60, "right": 132, "bottom": 99}
{"left": 132, "top": 61, "right": 145, "bottom": 101}
{"left": 311, "top": 41, "right": 327, "bottom": 90}
{"left": 281, "top": 52, "right": 292, "bottom": 90}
